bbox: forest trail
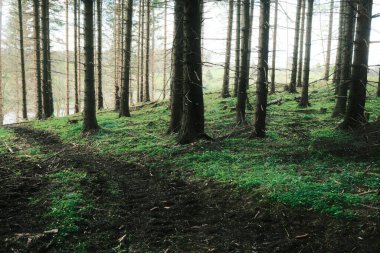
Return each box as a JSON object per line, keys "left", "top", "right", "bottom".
{"left": 1, "top": 126, "right": 379, "bottom": 252}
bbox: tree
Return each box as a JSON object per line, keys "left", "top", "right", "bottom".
{"left": 324, "top": 0, "right": 334, "bottom": 80}
{"left": 144, "top": 0, "right": 151, "bottom": 102}
{"left": 252, "top": 0, "right": 270, "bottom": 138}
{"left": 97, "top": 0, "right": 103, "bottom": 110}
{"left": 139, "top": 0, "right": 145, "bottom": 102}
{"left": 270, "top": 0, "right": 278, "bottom": 94}
{"left": 65, "top": 0, "right": 70, "bottom": 115}
{"left": 0, "top": 0, "right": 3, "bottom": 125}
{"left": 221, "top": 0, "right": 234, "bottom": 98}
{"left": 18, "top": 0, "right": 27, "bottom": 120}
{"left": 333, "top": 0, "right": 344, "bottom": 93}
{"left": 289, "top": 0, "right": 303, "bottom": 93}
{"left": 74, "top": 0, "right": 80, "bottom": 113}
{"left": 377, "top": 68, "right": 380, "bottom": 97}
{"left": 296, "top": 0, "right": 306, "bottom": 88}
{"left": 233, "top": 0, "right": 241, "bottom": 97}
{"left": 341, "top": 0, "right": 373, "bottom": 129}
{"left": 162, "top": 0, "right": 168, "bottom": 100}
{"left": 33, "top": 0, "right": 43, "bottom": 119}
{"left": 120, "top": 0, "right": 133, "bottom": 117}
{"left": 298, "top": 0, "right": 314, "bottom": 107}
{"left": 41, "top": 0, "right": 54, "bottom": 118}
{"left": 168, "top": 0, "right": 184, "bottom": 133}
{"left": 82, "top": 0, "right": 99, "bottom": 131}
{"left": 236, "top": 0, "right": 251, "bottom": 125}
{"left": 178, "top": 0, "right": 207, "bottom": 144}
{"left": 333, "top": 1, "right": 355, "bottom": 116}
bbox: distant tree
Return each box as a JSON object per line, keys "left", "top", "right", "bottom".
{"left": 120, "top": 0, "right": 133, "bottom": 117}
{"left": 221, "top": 0, "right": 234, "bottom": 98}
{"left": 333, "top": 0, "right": 344, "bottom": 93}
{"left": 82, "top": 0, "right": 99, "bottom": 131}
{"left": 144, "top": 0, "right": 151, "bottom": 102}
{"left": 162, "top": 0, "right": 168, "bottom": 99}
{"left": 139, "top": 0, "right": 145, "bottom": 102}
{"left": 178, "top": 0, "right": 207, "bottom": 144}
{"left": 298, "top": 0, "right": 314, "bottom": 107}
{"left": 296, "top": 0, "right": 306, "bottom": 88}
{"left": 333, "top": 1, "right": 355, "bottom": 116}
{"left": 65, "top": 0, "right": 69, "bottom": 115}
{"left": 236, "top": 0, "right": 251, "bottom": 125}
{"left": 168, "top": 0, "right": 184, "bottom": 133}
{"left": 252, "top": 0, "right": 270, "bottom": 137}
{"left": 289, "top": 0, "right": 303, "bottom": 93}
{"left": 97, "top": 0, "right": 103, "bottom": 110}
{"left": 233, "top": 0, "right": 241, "bottom": 97}
{"left": 18, "top": 0, "right": 27, "bottom": 120}
{"left": 270, "top": 0, "right": 279, "bottom": 94}
{"left": 74, "top": 0, "right": 79, "bottom": 113}
{"left": 341, "top": 0, "right": 373, "bottom": 129}
{"left": 324, "top": 0, "right": 334, "bottom": 81}
{"left": 33, "top": 0, "right": 43, "bottom": 119}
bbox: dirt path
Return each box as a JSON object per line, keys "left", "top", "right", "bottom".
{"left": 1, "top": 126, "right": 379, "bottom": 252}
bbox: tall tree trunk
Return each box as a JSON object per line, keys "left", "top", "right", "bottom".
{"left": 136, "top": 0, "right": 142, "bottom": 103}
{"left": 333, "top": 1, "right": 344, "bottom": 93}
{"left": 151, "top": 5, "right": 155, "bottom": 101}
{"left": 178, "top": 0, "right": 207, "bottom": 144}
{"left": 299, "top": 0, "right": 314, "bottom": 107}
{"left": 78, "top": 0, "right": 82, "bottom": 111}
{"left": 236, "top": 0, "right": 250, "bottom": 125}
{"left": 341, "top": 0, "right": 372, "bottom": 129}
{"left": 163, "top": 0, "right": 168, "bottom": 100}
{"left": 333, "top": 1, "right": 355, "bottom": 116}
{"left": 18, "top": 0, "right": 28, "bottom": 120}
{"left": 377, "top": 68, "right": 380, "bottom": 97}
{"left": 252, "top": 0, "right": 270, "bottom": 138}
{"left": 324, "top": 0, "right": 334, "bottom": 80}
{"left": 97, "top": 0, "right": 103, "bottom": 110}
{"left": 168, "top": 0, "right": 184, "bottom": 133}
{"left": 65, "top": 0, "right": 70, "bottom": 115}
{"left": 270, "top": 0, "right": 278, "bottom": 94}
{"left": 120, "top": 0, "right": 133, "bottom": 117}
{"left": 83, "top": 0, "right": 98, "bottom": 131}
{"left": 222, "top": 0, "right": 234, "bottom": 98}
{"left": 246, "top": 0, "right": 254, "bottom": 89}
{"left": 296, "top": 0, "right": 306, "bottom": 88}
{"left": 74, "top": 0, "right": 79, "bottom": 113}
{"left": 289, "top": 0, "right": 303, "bottom": 93}
{"left": 233, "top": 0, "right": 241, "bottom": 97}
{"left": 114, "top": 0, "right": 121, "bottom": 110}
{"left": 41, "top": 0, "right": 54, "bottom": 118}
{"left": 33, "top": 0, "right": 43, "bottom": 119}
{"left": 0, "top": 0, "right": 3, "bottom": 125}
{"left": 140, "top": 0, "right": 145, "bottom": 102}
{"left": 144, "top": 0, "right": 151, "bottom": 102}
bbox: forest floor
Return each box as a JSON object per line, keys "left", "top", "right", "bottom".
{"left": 1, "top": 87, "right": 380, "bottom": 252}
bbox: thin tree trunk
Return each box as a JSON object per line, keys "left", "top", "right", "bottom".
{"left": 341, "top": 0, "right": 373, "bottom": 129}
{"left": 65, "top": 0, "right": 70, "bottom": 115}
{"left": 74, "top": 0, "right": 79, "bottom": 113}
{"left": 83, "top": 0, "right": 98, "bottom": 131}
{"left": 270, "top": 0, "right": 278, "bottom": 94}
{"left": 18, "top": 0, "right": 27, "bottom": 120}
{"left": 140, "top": 0, "right": 145, "bottom": 102}
{"left": 33, "top": 0, "right": 43, "bottom": 119}
{"left": 168, "top": 0, "right": 184, "bottom": 133}
{"left": 78, "top": 0, "right": 82, "bottom": 111}
{"left": 296, "top": 0, "right": 306, "bottom": 88}
{"left": 144, "top": 0, "right": 151, "bottom": 102}
{"left": 151, "top": 5, "right": 155, "bottom": 100}
{"left": 289, "top": 0, "right": 303, "bottom": 93}
{"left": 163, "top": 0, "right": 168, "bottom": 100}
{"left": 333, "top": 1, "right": 355, "bottom": 116}
{"left": 178, "top": 0, "right": 207, "bottom": 144}
{"left": 299, "top": 0, "right": 314, "bottom": 107}
{"left": 120, "top": 0, "right": 133, "bottom": 117}
{"left": 324, "top": 0, "right": 334, "bottom": 80}
{"left": 97, "top": 0, "right": 103, "bottom": 110}
{"left": 222, "top": 0, "right": 234, "bottom": 98}
{"left": 252, "top": 0, "right": 270, "bottom": 138}
{"left": 136, "top": 0, "right": 142, "bottom": 103}
{"left": 233, "top": 0, "right": 241, "bottom": 97}
{"left": 0, "top": 0, "right": 3, "bottom": 125}
{"left": 246, "top": 0, "right": 254, "bottom": 90}
{"left": 236, "top": 0, "right": 250, "bottom": 125}
{"left": 333, "top": 0, "right": 344, "bottom": 93}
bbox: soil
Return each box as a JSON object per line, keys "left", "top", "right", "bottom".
{"left": 1, "top": 126, "right": 379, "bottom": 252}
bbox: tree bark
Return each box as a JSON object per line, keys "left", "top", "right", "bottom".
{"left": 168, "top": 0, "right": 184, "bottom": 133}
{"left": 74, "top": 0, "right": 79, "bottom": 113}
{"left": 296, "top": 0, "right": 306, "bottom": 88}
{"left": 333, "top": 1, "right": 345, "bottom": 93}
{"left": 252, "top": 0, "right": 270, "bottom": 138}
{"left": 377, "top": 68, "right": 380, "bottom": 97}
{"left": 221, "top": 0, "right": 234, "bottom": 98}
{"left": 299, "top": 0, "right": 314, "bottom": 107}
{"left": 82, "top": 0, "right": 98, "bottom": 131}
{"left": 97, "top": 0, "right": 103, "bottom": 110}
{"left": 144, "top": 0, "right": 151, "bottom": 102}
{"left": 178, "top": 0, "right": 207, "bottom": 144}
{"left": 233, "top": 0, "right": 241, "bottom": 97}
{"left": 341, "top": 0, "right": 373, "bottom": 129}
{"left": 18, "top": 0, "right": 28, "bottom": 120}
{"left": 120, "top": 0, "right": 133, "bottom": 117}
{"left": 236, "top": 0, "right": 250, "bottom": 125}
{"left": 65, "top": 0, "right": 70, "bottom": 115}
{"left": 289, "top": 0, "right": 303, "bottom": 93}
{"left": 324, "top": 0, "right": 334, "bottom": 80}
{"left": 270, "top": 0, "right": 279, "bottom": 94}
{"left": 163, "top": 0, "right": 168, "bottom": 100}
{"left": 140, "top": 0, "right": 145, "bottom": 102}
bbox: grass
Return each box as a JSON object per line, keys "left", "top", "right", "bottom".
{"left": 30, "top": 84, "right": 380, "bottom": 218}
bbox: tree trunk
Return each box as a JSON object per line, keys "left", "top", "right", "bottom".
{"left": 246, "top": 0, "right": 254, "bottom": 90}
{"left": 97, "top": 0, "right": 103, "bottom": 110}
{"left": 114, "top": 0, "right": 121, "bottom": 110}
{"left": 0, "top": 0, "right": 3, "bottom": 125}
{"left": 289, "top": 0, "right": 303, "bottom": 93}
{"left": 18, "top": 0, "right": 28, "bottom": 120}
{"left": 341, "top": 0, "right": 373, "bottom": 129}
{"left": 333, "top": 1, "right": 344, "bottom": 93}
{"left": 296, "top": 0, "right": 306, "bottom": 88}
{"left": 178, "top": 0, "right": 207, "bottom": 144}
{"left": 120, "top": 0, "right": 133, "bottom": 117}
{"left": 33, "top": 0, "right": 43, "bottom": 119}
{"left": 78, "top": 1, "right": 82, "bottom": 111}
{"left": 324, "top": 0, "right": 334, "bottom": 80}
{"left": 168, "top": 0, "right": 184, "bottom": 133}
{"left": 136, "top": 0, "right": 142, "bottom": 103}
{"left": 233, "top": 0, "right": 241, "bottom": 97}
{"left": 270, "top": 0, "right": 279, "bottom": 94}
{"left": 236, "top": 0, "right": 250, "bottom": 125}
{"left": 299, "top": 0, "right": 314, "bottom": 107}
{"left": 73, "top": 0, "right": 79, "bottom": 113}
{"left": 252, "top": 0, "right": 270, "bottom": 138}
{"left": 41, "top": 0, "right": 54, "bottom": 118}
{"left": 151, "top": 5, "right": 155, "bottom": 101}
{"left": 144, "top": 0, "right": 151, "bottom": 102}
{"left": 221, "top": 0, "right": 234, "bottom": 98}
{"left": 333, "top": 1, "right": 355, "bottom": 117}
{"left": 83, "top": 0, "right": 98, "bottom": 131}
{"left": 163, "top": 0, "right": 168, "bottom": 100}
{"left": 377, "top": 68, "right": 380, "bottom": 97}
{"left": 140, "top": 0, "right": 145, "bottom": 102}
{"left": 65, "top": 0, "right": 70, "bottom": 115}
